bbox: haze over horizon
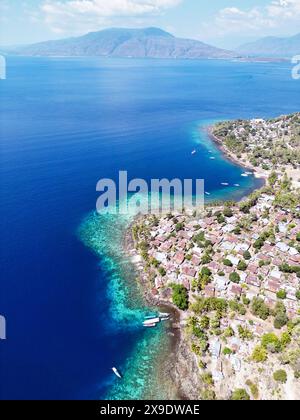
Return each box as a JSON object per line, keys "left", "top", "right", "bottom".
{"left": 1, "top": 0, "right": 300, "bottom": 49}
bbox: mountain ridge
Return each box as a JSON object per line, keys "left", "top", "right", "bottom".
{"left": 12, "top": 27, "right": 237, "bottom": 59}
{"left": 237, "top": 33, "right": 300, "bottom": 58}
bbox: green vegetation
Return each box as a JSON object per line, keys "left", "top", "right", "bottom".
{"left": 171, "top": 284, "right": 189, "bottom": 311}
{"left": 273, "top": 302, "right": 288, "bottom": 330}
{"left": 246, "top": 380, "right": 259, "bottom": 400}
{"left": 252, "top": 345, "right": 268, "bottom": 363}
{"left": 273, "top": 370, "right": 287, "bottom": 384}
{"left": 223, "top": 347, "right": 233, "bottom": 356}
{"left": 261, "top": 333, "right": 282, "bottom": 353}
{"left": 229, "top": 272, "right": 241, "bottom": 284}
{"left": 251, "top": 297, "right": 270, "bottom": 320}
{"left": 231, "top": 389, "right": 250, "bottom": 401}
{"left": 201, "top": 372, "right": 214, "bottom": 386}
{"left": 223, "top": 258, "right": 233, "bottom": 267}
{"left": 158, "top": 267, "right": 166, "bottom": 277}
{"left": 276, "top": 290, "right": 287, "bottom": 300}
{"left": 237, "top": 260, "right": 248, "bottom": 271}
{"left": 191, "top": 297, "right": 228, "bottom": 316}
{"left": 201, "top": 389, "right": 216, "bottom": 400}
{"left": 238, "top": 325, "right": 253, "bottom": 341}
{"left": 243, "top": 250, "right": 252, "bottom": 260}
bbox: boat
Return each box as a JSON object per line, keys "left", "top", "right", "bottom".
{"left": 234, "top": 184, "right": 240, "bottom": 187}
{"left": 159, "top": 312, "right": 170, "bottom": 320}
{"left": 241, "top": 173, "right": 248, "bottom": 177}
{"left": 112, "top": 367, "right": 122, "bottom": 379}
{"left": 205, "top": 192, "right": 211, "bottom": 196}
{"left": 209, "top": 156, "right": 216, "bottom": 160}
{"left": 191, "top": 150, "right": 196, "bottom": 155}
{"left": 144, "top": 323, "right": 157, "bottom": 328}
{"left": 221, "top": 183, "right": 229, "bottom": 186}
{"left": 145, "top": 314, "right": 158, "bottom": 320}
{"left": 245, "top": 171, "right": 253, "bottom": 175}
{"left": 143, "top": 317, "right": 160, "bottom": 327}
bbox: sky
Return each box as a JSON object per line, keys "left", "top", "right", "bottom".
{"left": 1, "top": 0, "right": 300, "bottom": 48}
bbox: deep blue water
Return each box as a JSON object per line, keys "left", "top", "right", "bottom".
{"left": 0, "top": 56, "right": 299, "bottom": 400}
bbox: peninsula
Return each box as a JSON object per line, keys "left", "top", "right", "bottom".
{"left": 128, "top": 113, "right": 300, "bottom": 400}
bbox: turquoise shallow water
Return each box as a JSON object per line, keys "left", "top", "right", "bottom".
{"left": 79, "top": 211, "right": 175, "bottom": 400}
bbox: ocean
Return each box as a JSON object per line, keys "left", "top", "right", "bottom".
{"left": 0, "top": 56, "right": 299, "bottom": 400}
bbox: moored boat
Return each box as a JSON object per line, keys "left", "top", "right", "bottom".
{"left": 143, "top": 317, "right": 160, "bottom": 327}
{"left": 112, "top": 367, "right": 122, "bottom": 379}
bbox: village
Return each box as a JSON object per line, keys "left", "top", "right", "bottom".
{"left": 212, "top": 113, "right": 300, "bottom": 190}
{"left": 130, "top": 172, "right": 300, "bottom": 400}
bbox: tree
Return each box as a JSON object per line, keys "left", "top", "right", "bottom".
{"left": 274, "top": 312, "right": 288, "bottom": 330}
{"left": 237, "top": 260, "right": 248, "bottom": 271}
{"left": 171, "top": 285, "right": 189, "bottom": 311}
{"left": 231, "top": 389, "right": 250, "bottom": 401}
{"left": 246, "top": 380, "right": 259, "bottom": 400}
{"left": 223, "top": 258, "right": 233, "bottom": 267}
{"left": 273, "top": 370, "right": 287, "bottom": 384}
{"left": 230, "top": 272, "right": 241, "bottom": 284}
{"left": 251, "top": 297, "right": 269, "bottom": 320}
{"left": 224, "top": 207, "right": 233, "bottom": 218}
{"left": 273, "top": 301, "right": 288, "bottom": 330}
{"left": 243, "top": 250, "right": 252, "bottom": 260}
{"left": 296, "top": 290, "right": 300, "bottom": 300}
{"left": 201, "top": 267, "right": 212, "bottom": 277}
{"left": 261, "top": 333, "right": 282, "bottom": 353}
{"left": 238, "top": 325, "right": 253, "bottom": 341}
{"left": 268, "top": 171, "right": 277, "bottom": 187}
{"left": 276, "top": 290, "right": 287, "bottom": 300}
{"left": 252, "top": 346, "right": 268, "bottom": 363}
{"left": 158, "top": 267, "right": 166, "bottom": 277}
{"left": 199, "top": 316, "right": 210, "bottom": 330}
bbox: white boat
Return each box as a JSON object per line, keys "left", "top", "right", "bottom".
{"left": 221, "top": 183, "right": 229, "bottom": 186}
{"left": 209, "top": 157, "right": 216, "bottom": 160}
{"left": 112, "top": 367, "right": 122, "bottom": 379}
{"left": 144, "top": 323, "right": 157, "bottom": 328}
{"left": 143, "top": 317, "right": 160, "bottom": 326}
{"left": 234, "top": 184, "right": 240, "bottom": 187}
{"left": 205, "top": 192, "right": 211, "bottom": 196}
{"left": 245, "top": 171, "right": 253, "bottom": 175}
{"left": 191, "top": 150, "right": 196, "bottom": 155}
{"left": 241, "top": 173, "right": 248, "bottom": 177}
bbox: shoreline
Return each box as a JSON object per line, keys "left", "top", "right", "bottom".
{"left": 124, "top": 222, "right": 202, "bottom": 400}
{"left": 205, "top": 125, "right": 269, "bottom": 183}
{"left": 122, "top": 122, "right": 271, "bottom": 400}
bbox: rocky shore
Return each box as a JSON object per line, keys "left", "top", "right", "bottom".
{"left": 124, "top": 221, "right": 204, "bottom": 400}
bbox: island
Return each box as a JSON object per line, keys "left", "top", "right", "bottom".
{"left": 127, "top": 112, "right": 300, "bottom": 400}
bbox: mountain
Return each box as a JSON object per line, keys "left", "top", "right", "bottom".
{"left": 237, "top": 33, "right": 300, "bottom": 58}
{"left": 14, "top": 27, "right": 236, "bottom": 59}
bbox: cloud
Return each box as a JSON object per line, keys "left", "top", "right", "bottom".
{"left": 40, "top": 0, "right": 182, "bottom": 34}
{"left": 205, "top": 0, "right": 300, "bottom": 39}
